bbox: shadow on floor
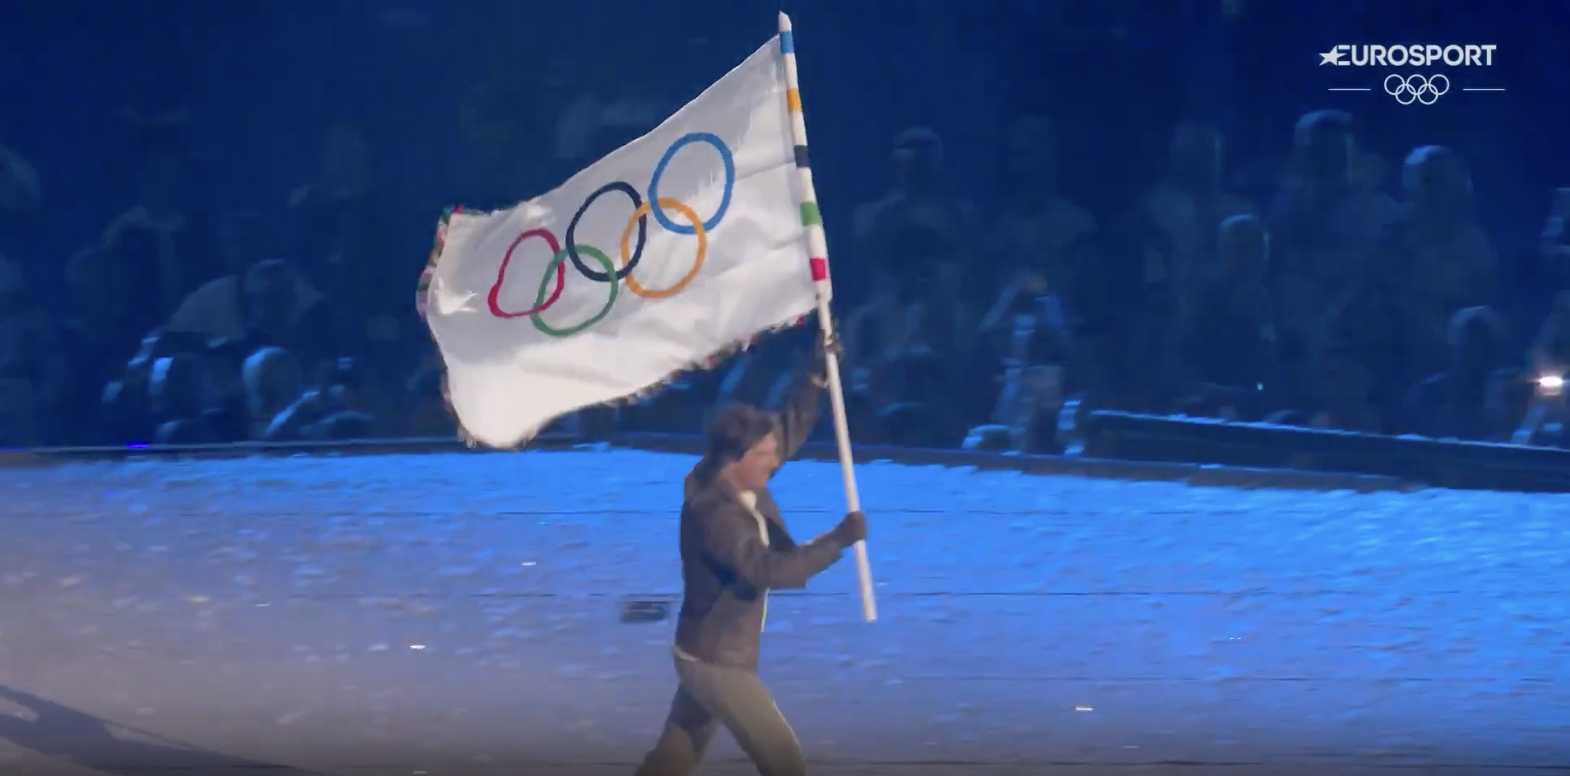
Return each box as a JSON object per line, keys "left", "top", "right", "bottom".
{"left": 0, "top": 685, "right": 309, "bottom": 775}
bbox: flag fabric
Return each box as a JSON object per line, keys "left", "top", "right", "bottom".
{"left": 422, "top": 36, "right": 817, "bottom": 449}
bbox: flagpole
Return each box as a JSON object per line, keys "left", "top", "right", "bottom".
{"left": 778, "top": 12, "right": 877, "bottom": 623}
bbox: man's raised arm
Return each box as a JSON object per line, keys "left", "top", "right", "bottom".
{"left": 774, "top": 333, "right": 836, "bottom": 465}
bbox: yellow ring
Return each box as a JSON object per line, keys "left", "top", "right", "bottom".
{"left": 620, "top": 197, "right": 706, "bottom": 299}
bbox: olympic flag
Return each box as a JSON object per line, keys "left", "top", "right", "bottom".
{"left": 422, "top": 35, "right": 815, "bottom": 448}
{"left": 422, "top": 16, "right": 877, "bottom": 622}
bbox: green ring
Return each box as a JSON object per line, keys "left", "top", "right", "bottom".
{"left": 531, "top": 245, "right": 619, "bottom": 338}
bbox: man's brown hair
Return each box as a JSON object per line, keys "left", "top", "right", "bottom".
{"left": 700, "top": 404, "right": 779, "bottom": 476}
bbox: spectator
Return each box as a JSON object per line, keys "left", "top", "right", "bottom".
{"left": 264, "top": 357, "right": 380, "bottom": 442}
{"left": 0, "top": 258, "right": 66, "bottom": 445}
{"left": 454, "top": 82, "right": 551, "bottom": 211}
{"left": 1270, "top": 110, "right": 1396, "bottom": 348}
{"left": 1528, "top": 290, "right": 1570, "bottom": 380}
{"left": 286, "top": 125, "right": 423, "bottom": 377}
{"left": 0, "top": 141, "right": 40, "bottom": 214}
{"left": 1398, "top": 306, "right": 1514, "bottom": 441}
{"left": 1310, "top": 348, "right": 1384, "bottom": 434}
{"left": 0, "top": 143, "right": 54, "bottom": 445}
{"left": 56, "top": 246, "right": 126, "bottom": 441}
{"left": 148, "top": 355, "right": 218, "bottom": 444}
{"left": 1351, "top": 151, "right": 1403, "bottom": 225}
{"left": 242, "top": 347, "right": 306, "bottom": 440}
{"left": 1262, "top": 329, "right": 1317, "bottom": 423}
{"left": 851, "top": 128, "right": 987, "bottom": 441}
{"left": 854, "top": 127, "right": 979, "bottom": 308}
{"left": 1178, "top": 214, "right": 1274, "bottom": 419}
{"left": 1380, "top": 145, "right": 1496, "bottom": 377}
{"left": 1091, "top": 214, "right": 1181, "bottom": 414}
{"left": 988, "top": 116, "right": 1097, "bottom": 318}
{"left": 975, "top": 282, "right": 1072, "bottom": 449}
{"left": 165, "top": 259, "right": 337, "bottom": 375}
{"left": 100, "top": 331, "right": 197, "bottom": 446}
{"left": 1511, "top": 283, "right": 1570, "bottom": 446}
{"left": 1323, "top": 262, "right": 1417, "bottom": 423}
{"left": 1141, "top": 121, "right": 1253, "bottom": 317}
{"left": 405, "top": 363, "right": 458, "bottom": 438}
{"left": 100, "top": 111, "right": 219, "bottom": 338}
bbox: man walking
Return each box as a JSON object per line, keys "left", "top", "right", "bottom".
{"left": 635, "top": 334, "right": 868, "bottom": 776}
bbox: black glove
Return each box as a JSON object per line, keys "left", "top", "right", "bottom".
{"left": 831, "top": 510, "right": 867, "bottom": 546}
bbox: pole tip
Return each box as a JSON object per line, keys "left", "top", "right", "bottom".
{"left": 778, "top": 12, "right": 792, "bottom": 31}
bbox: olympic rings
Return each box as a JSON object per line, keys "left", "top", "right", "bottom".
{"left": 646, "top": 132, "right": 735, "bottom": 235}
{"left": 565, "top": 181, "right": 647, "bottom": 283}
{"left": 482, "top": 131, "right": 738, "bottom": 330}
{"left": 1383, "top": 74, "right": 1449, "bottom": 106}
{"left": 531, "top": 245, "right": 619, "bottom": 338}
{"left": 489, "top": 229, "right": 566, "bottom": 318}
{"left": 621, "top": 198, "right": 707, "bottom": 299}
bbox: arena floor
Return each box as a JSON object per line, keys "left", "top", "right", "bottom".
{"left": 0, "top": 449, "right": 1567, "bottom": 775}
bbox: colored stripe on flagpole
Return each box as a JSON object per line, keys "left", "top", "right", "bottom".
{"left": 777, "top": 20, "right": 830, "bottom": 292}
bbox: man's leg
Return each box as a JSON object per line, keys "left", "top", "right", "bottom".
{"left": 677, "top": 659, "right": 807, "bottom": 776}
{"left": 633, "top": 684, "right": 719, "bottom": 776}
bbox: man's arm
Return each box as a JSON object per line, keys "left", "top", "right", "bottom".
{"left": 773, "top": 354, "right": 828, "bottom": 465}
{"left": 700, "top": 500, "right": 846, "bottom": 590}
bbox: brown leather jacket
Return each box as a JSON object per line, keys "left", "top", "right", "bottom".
{"left": 672, "top": 369, "right": 849, "bottom": 669}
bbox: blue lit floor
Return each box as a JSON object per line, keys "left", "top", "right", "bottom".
{"left": 0, "top": 450, "right": 1566, "bottom": 774}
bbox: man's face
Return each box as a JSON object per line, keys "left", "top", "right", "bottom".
{"left": 1406, "top": 157, "right": 1470, "bottom": 216}
{"left": 894, "top": 144, "right": 938, "bottom": 188}
{"left": 734, "top": 431, "right": 780, "bottom": 491}
{"left": 1008, "top": 129, "right": 1054, "bottom": 181}
{"left": 1310, "top": 131, "right": 1355, "bottom": 183}
{"left": 1459, "top": 331, "right": 1496, "bottom": 373}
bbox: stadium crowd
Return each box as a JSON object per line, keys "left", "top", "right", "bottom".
{"left": 0, "top": 21, "right": 1566, "bottom": 454}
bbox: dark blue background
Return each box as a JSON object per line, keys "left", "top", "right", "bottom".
{"left": 0, "top": 0, "right": 1558, "bottom": 297}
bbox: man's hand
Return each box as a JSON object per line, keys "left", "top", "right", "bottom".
{"left": 810, "top": 321, "right": 844, "bottom": 387}
{"left": 831, "top": 510, "right": 867, "bottom": 546}
{"left": 816, "top": 321, "right": 844, "bottom": 362}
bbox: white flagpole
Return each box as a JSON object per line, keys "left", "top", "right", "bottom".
{"left": 778, "top": 12, "right": 877, "bottom": 623}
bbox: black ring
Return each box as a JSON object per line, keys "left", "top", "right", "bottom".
{"left": 564, "top": 181, "right": 647, "bottom": 283}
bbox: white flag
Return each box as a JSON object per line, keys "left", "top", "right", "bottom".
{"left": 423, "top": 36, "right": 816, "bottom": 448}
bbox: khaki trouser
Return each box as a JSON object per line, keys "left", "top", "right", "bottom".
{"left": 634, "top": 653, "right": 806, "bottom": 776}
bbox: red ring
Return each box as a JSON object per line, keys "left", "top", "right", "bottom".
{"left": 489, "top": 228, "right": 566, "bottom": 318}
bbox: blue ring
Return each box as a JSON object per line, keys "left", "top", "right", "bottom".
{"left": 646, "top": 132, "right": 735, "bottom": 235}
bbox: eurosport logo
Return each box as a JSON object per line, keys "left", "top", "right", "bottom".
{"left": 484, "top": 131, "right": 737, "bottom": 338}
{"left": 1320, "top": 44, "right": 1503, "bottom": 105}
{"left": 1320, "top": 44, "right": 1496, "bottom": 68}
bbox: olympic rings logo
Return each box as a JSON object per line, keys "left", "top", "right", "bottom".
{"left": 486, "top": 132, "right": 737, "bottom": 338}
{"left": 1383, "top": 74, "right": 1449, "bottom": 106}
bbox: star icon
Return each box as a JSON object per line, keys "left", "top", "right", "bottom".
{"left": 1320, "top": 48, "right": 1345, "bottom": 66}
